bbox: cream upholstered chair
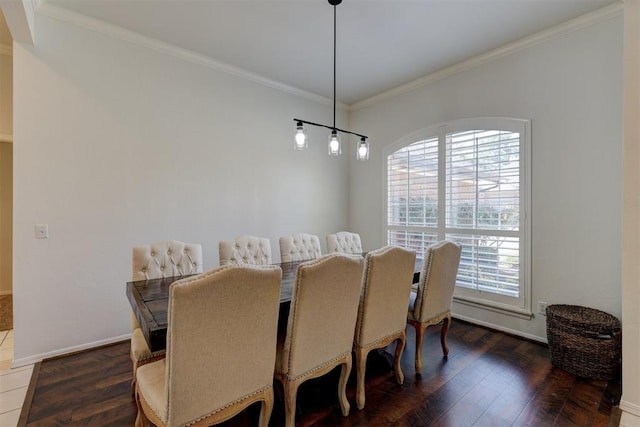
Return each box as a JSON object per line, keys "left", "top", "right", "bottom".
{"left": 135, "top": 264, "right": 282, "bottom": 427}
{"left": 408, "top": 240, "right": 462, "bottom": 374}
{"left": 275, "top": 253, "right": 364, "bottom": 427}
{"left": 218, "top": 235, "right": 272, "bottom": 265}
{"left": 279, "top": 233, "right": 322, "bottom": 263}
{"left": 326, "top": 231, "right": 363, "bottom": 254}
{"left": 354, "top": 246, "right": 416, "bottom": 410}
{"left": 130, "top": 240, "right": 203, "bottom": 387}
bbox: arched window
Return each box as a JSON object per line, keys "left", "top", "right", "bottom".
{"left": 386, "top": 118, "right": 531, "bottom": 315}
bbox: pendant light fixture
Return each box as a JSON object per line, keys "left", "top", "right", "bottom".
{"left": 293, "top": 0, "right": 370, "bottom": 161}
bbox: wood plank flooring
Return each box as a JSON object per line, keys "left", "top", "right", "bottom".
{"left": 20, "top": 320, "right": 621, "bottom": 426}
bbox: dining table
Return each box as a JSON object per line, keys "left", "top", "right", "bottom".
{"left": 126, "top": 255, "right": 423, "bottom": 352}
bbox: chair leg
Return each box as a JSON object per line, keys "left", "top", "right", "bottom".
{"left": 355, "top": 347, "right": 369, "bottom": 410}
{"left": 338, "top": 355, "right": 352, "bottom": 417}
{"left": 394, "top": 332, "right": 406, "bottom": 385}
{"left": 258, "top": 388, "right": 274, "bottom": 427}
{"left": 282, "top": 379, "right": 299, "bottom": 427}
{"left": 413, "top": 321, "right": 428, "bottom": 375}
{"left": 440, "top": 316, "right": 451, "bottom": 357}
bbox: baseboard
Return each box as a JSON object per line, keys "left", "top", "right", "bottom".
{"left": 11, "top": 333, "right": 131, "bottom": 368}
{"left": 0, "top": 290, "right": 12, "bottom": 296}
{"left": 619, "top": 400, "right": 640, "bottom": 426}
{"left": 453, "top": 313, "right": 547, "bottom": 344}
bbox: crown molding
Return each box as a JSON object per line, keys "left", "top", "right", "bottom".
{"left": 350, "top": 1, "right": 624, "bottom": 112}
{"left": 36, "top": 3, "right": 346, "bottom": 109}
{"left": 0, "top": 44, "right": 12, "bottom": 56}
{"left": 35, "top": 1, "right": 621, "bottom": 112}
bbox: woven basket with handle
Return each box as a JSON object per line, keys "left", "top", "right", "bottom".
{"left": 546, "top": 304, "right": 621, "bottom": 380}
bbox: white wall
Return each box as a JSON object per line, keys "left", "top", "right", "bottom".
{"left": 12, "top": 12, "right": 349, "bottom": 363}
{"left": 620, "top": 0, "right": 640, "bottom": 423}
{"left": 0, "top": 142, "right": 11, "bottom": 295}
{"left": 0, "top": 51, "right": 11, "bottom": 296}
{"left": 0, "top": 52, "right": 11, "bottom": 137}
{"left": 349, "top": 15, "right": 623, "bottom": 341}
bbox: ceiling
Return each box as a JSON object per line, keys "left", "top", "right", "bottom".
{"left": 42, "top": 0, "right": 618, "bottom": 105}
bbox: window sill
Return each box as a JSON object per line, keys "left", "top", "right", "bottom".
{"left": 453, "top": 295, "right": 533, "bottom": 320}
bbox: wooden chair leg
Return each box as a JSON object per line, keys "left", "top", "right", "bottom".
{"left": 282, "top": 380, "right": 299, "bottom": 427}
{"left": 338, "top": 355, "right": 352, "bottom": 416}
{"left": 413, "top": 321, "right": 427, "bottom": 375}
{"left": 394, "top": 332, "right": 406, "bottom": 385}
{"left": 355, "top": 347, "right": 369, "bottom": 410}
{"left": 258, "top": 388, "right": 274, "bottom": 427}
{"left": 440, "top": 316, "right": 451, "bottom": 357}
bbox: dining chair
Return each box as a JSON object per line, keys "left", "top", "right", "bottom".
{"left": 408, "top": 240, "right": 462, "bottom": 374}
{"left": 279, "top": 233, "right": 322, "bottom": 263}
{"left": 354, "top": 245, "right": 416, "bottom": 409}
{"left": 135, "top": 264, "right": 282, "bottom": 427}
{"left": 130, "top": 240, "right": 203, "bottom": 389}
{"left": 326, "top": 231, "right": 363, "bottom": 254}
{"left": 275, "top": 253, "right": 364, "bottom": 427}
{"left": 219, "top": 235, "right": 272, "bottom": 265}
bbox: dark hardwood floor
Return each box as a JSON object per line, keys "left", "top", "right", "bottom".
{"left": 20, "top": 320, "right": 621, "bottom": 426}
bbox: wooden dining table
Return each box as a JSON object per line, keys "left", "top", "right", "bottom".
{"left": 126, "top": 255, "right": 422, "bottom": 352}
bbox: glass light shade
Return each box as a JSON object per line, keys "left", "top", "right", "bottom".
{"left": 329, "top": 130, "right": 342, "bottom": 156}
{"left": 356, "top": 139, "right": 369, "bottom": 161}
{"left": 328, "top": 131, "right": 341, "bottom": 156}
{"left": 294, "top": 124, "right": 307, "bottom": 150}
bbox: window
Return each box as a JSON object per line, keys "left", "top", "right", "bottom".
{"left": 386, "top": 118, "right": 531, "bottom": 316}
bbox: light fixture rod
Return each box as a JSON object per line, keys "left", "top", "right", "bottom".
{"left": 291, "top": 0, "right": 370, "bottom": 159}
{"left": 333, "top": 0, "right": 337, "bottom": 131}
{"left": 293, "top": 118, "right": 368, "bottom": 140}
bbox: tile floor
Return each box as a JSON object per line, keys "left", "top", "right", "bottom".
{"left": 0, "top": 330, "right": 33, "bottom": 427}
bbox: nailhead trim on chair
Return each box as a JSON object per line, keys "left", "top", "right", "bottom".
{"left": 282, "top": 253, "right": 360, "bottom": 378}
{"left": 288, "top": 352, "right": 352, "bottom": 382}
{"left": 182, "top": 386, "right": 273, "bottom": 427}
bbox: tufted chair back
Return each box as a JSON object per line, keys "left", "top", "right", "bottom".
{"left": 129, "top": 239, "right": 203, "bottom": 390}
{"left": 132, "top": 240, "right": 203, "bottom": 281}
{"left": 279, "top": 233, "right": 322, "bottom": 263}
{"left": 219, "top": 235, "right": 272, "bottom": 266}
{"left": 326, "top": 231, "right": 363, "bottom": 254}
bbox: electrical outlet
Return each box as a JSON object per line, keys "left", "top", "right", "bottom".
{"left": 538, "top": 301, "right": 548, "bottom": 315}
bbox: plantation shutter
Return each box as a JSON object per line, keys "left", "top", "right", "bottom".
{"left": 445, "top": 129, "right": 521, "bottom": 297}
{"left": 387, "top": 136, "right": 439, "bottom": 253}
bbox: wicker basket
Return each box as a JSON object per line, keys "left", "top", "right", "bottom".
{"left": 546, "top": 304, "right": 621, "bottom": 380}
